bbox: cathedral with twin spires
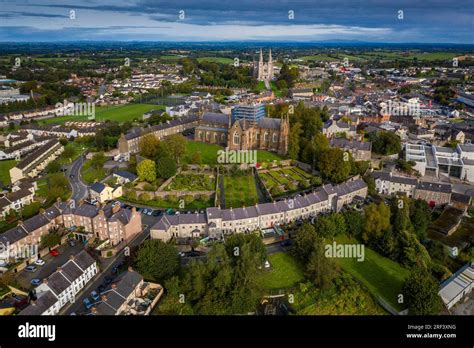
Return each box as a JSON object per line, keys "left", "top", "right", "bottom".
{"left": 254, "top": 49, "right": 274, "bottom": 82}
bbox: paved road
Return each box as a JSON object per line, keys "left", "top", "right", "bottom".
{"left": 68, "top": 156, "right": 88, "bottom": 202}
{"left": 60, "top": 225, "right": 151, "bottom": 315}
{"left": 17, "top": 243, "right": 85, "bottom": 290}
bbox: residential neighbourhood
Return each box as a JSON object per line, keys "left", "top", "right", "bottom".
{"left": 0, "top": 5, "right": 473, "bottom": 341}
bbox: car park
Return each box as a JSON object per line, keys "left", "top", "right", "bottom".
{"left": 83, "top": 298, "right": 94, "bottom": 309}
{"left": 34, "top": 259, "right": 45, "bottom": 266}
{"left": 25, "top": 265, "right": 37, "bottom": 272}
{"left": 30, "top": 278, "right": 41, "bottom": 286}
{"left": 91, "top": 290, "right": 100, "bottom": 301}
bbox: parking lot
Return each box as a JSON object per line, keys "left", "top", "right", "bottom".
{"left": 16, "top": 242, "right": 85, "bottom": 291}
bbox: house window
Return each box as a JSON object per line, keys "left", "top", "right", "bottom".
{"left": 273, "top": 133, "right": 278, "bottom": 143}
{"left": 264, "top": 132, "right": 268, "bottom": 142}
{"left": 233, "top": 132, "right": 240, "bottom": 145}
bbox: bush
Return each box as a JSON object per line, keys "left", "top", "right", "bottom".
{"left": 184, "top": 195, "right": 194, "bottom": 204}
{"left": 143, "top": 183, "right": 156, "bottom": 191}
{"left": 167, "top": 194, "right": 178, "bottom": 203}
{"left": 140, "top": 193, "right": 151, "bottom": 202}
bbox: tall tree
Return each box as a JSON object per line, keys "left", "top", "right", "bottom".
{"left": 402, "top": 269, "right": 443, "bottom": 315}
{"left": 135, "top": 240, "right": 180, "bottom": 282}
{"left": 137, "top": 159, "right": 156, "bottom": 183}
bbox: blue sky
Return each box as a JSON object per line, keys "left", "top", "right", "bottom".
{"left": 0, "top": 0, "right": 473, "bottom": 43}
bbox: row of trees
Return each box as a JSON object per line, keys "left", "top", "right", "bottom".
{"left": 137, "top": 234, "right": 267, "bottom": 315}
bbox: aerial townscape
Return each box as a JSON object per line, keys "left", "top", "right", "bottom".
{"left": 0, "top": 3, "right": 473, "bottom": 334}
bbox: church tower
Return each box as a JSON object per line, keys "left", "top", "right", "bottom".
{"left": 255, "top": 48, "right": 273, "bottom": 83}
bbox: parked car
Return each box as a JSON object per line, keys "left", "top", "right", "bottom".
{"left": 83, "top": 298, "right": 94, "bottom": 309}
{"left": 30, "top": 278, "right": 41, "bottom": 286}
{"left": 152, "top": 210, "right": 161, "bottom": 216}
{"left": 49, "top": 249, "right": 60, "bottom": 257}
{"left": 280, "top": 239, "right": 292, "bottom": 247}
{"left": 104, "top": 276, "right": 113, "bottom": 285}
{"left": 25, "top": 265, "right": 37, "bottom": 273}
{"left": 147, "top": 210, "right": 153, "bottom": 216}
{"left": 34, "top": 259, "right": 45, "bottom": 266}
{"left": 97, "top": 284, "right": 106, "bottom": 293}
{"left": 90, "top": 290, "right": 100, "bottom": 301}
{"left": 68, "top": 239, "right": 76, "bottom": 247}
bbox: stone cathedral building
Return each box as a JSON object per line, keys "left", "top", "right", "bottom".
{"left": 195, "top": 112, "right": 289, "bottom": 155}
{"left": 254, "top": 49, "right": 274, "bottom": 82}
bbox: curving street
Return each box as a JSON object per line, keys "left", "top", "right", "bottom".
{"left": 68, "top": 155, "right": 89, "bottom": 203}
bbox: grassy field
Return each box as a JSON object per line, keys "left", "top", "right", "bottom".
{"left": 257, "top": 252, "right": 305, "bottom": 290}
{"left": 197, "top": 57, "right": 234, "bottom": 64}
{"left": 41, "top": 104, "right": 161, "bottom": 124}
{"left": 334, "top": 235, "right": 409, "bottom": 311}
{"left": 299, "top": 51, "right": 461, "bottom": 63}
{"left": 182, "top": 140, "right": 282, "bottom": 165}
{"left": 223, "top": 173, "right": 259, "bottom": 208}
{"left": 0, "top": 160, "right": 17, "bottom": 185}
{"left": 160, "top": 55, "right": 186, "bottom": 61}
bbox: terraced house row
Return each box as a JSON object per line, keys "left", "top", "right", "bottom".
{"left": 9, "top": 139, "right": 64, "bottom": 184}
{"left": 0, "top": 200, "right": 142, "bottom": 264}
{"left": 151, "top": 178, "right": 367, "bottom": 241}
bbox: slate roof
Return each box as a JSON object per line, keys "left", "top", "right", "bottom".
{"left": 257, "top": 117, "right": 282, "bottom": 129}
{"left": 90, "top": 182, "right": 106, "bottom": 194}
{"left": 0, "top": 225, "right": 28, "bottom": 245}
{"left": 72, "top": 250, "right": 96, "bottom": 271}
{"left": 21, "top": 214, "right": 51, "bottom": 233}
{"left": 19, "top": 290, "right": 58, "bottom": 315}
{"left": 113, "top": 170, "right": 138, "bottom": 182}
{"left": 371, "top": 171, "right": 418, "bottom": 186}
{"left": 202, "top": 112, "right": 229, "bottom": 125}
{"left": 330, "top": 138, "right": 372, "bottom": 152}
{"left": 416, "top": 181, "right": 452, "bottom": 194}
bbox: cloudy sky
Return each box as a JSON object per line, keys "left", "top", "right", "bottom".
{"left": 0, "top": 0, "right": 473, "bottom": 43}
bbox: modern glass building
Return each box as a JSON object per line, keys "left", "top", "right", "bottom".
{"left": 231, "top": 104, "right": 266, "bottom": 124}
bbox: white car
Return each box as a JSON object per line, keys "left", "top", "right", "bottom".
{"left": 35, "top": 259, "right": 46, "bottom": 266}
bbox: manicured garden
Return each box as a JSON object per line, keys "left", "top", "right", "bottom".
{"left": 259, "top": 166, "right": 321, "bottom": 197}
{"left": 164, "top": 173, "right": 215, "bottom": 192}
{"left": 257, "top": 252, "right": 305, "bottom": 290}
{"left": 223, "top": 172, "right": 259, "bottom": 208}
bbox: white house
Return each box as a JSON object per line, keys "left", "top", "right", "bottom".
{"left": 19, "top": 250, "right": 98, "bottom": 315}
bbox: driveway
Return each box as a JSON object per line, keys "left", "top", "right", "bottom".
{"left": 16, "top": 242, "right": 85, "bottom": 291}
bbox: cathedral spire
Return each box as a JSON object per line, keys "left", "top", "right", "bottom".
{"left": 259, "top": 48, "right": 263, "bottom": 64}
{"left": 268, "top": 48, "right": 272, "bottom": 63}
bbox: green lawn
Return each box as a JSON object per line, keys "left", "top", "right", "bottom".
{"left": 160, "top": 55, "right": 186, "bottom": 61}
{"left": 41, "top": 103, "right": 161, "bottom": 124}
{"left": 223, "top": 173, "right": 259, "bottom": 208}
{"left": 183, "top": 140, "right": 283, "bottom": 165}
{"left": 0, "top": 159, "right": 17, "bottom": 185}
{"left": 80, "top": 159, "right": 107, "bottom": 184}
{"left": 197, "top": 57, "right": 234, "bottom": 64}
{"left": 257, "top": 252, "right": 305, "bottom": 290}
{"left": 58, "top": 142, "right": 86, "bottom": 166}
{"left": 334, "top": 235, "right": 410, "bottom": 311}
